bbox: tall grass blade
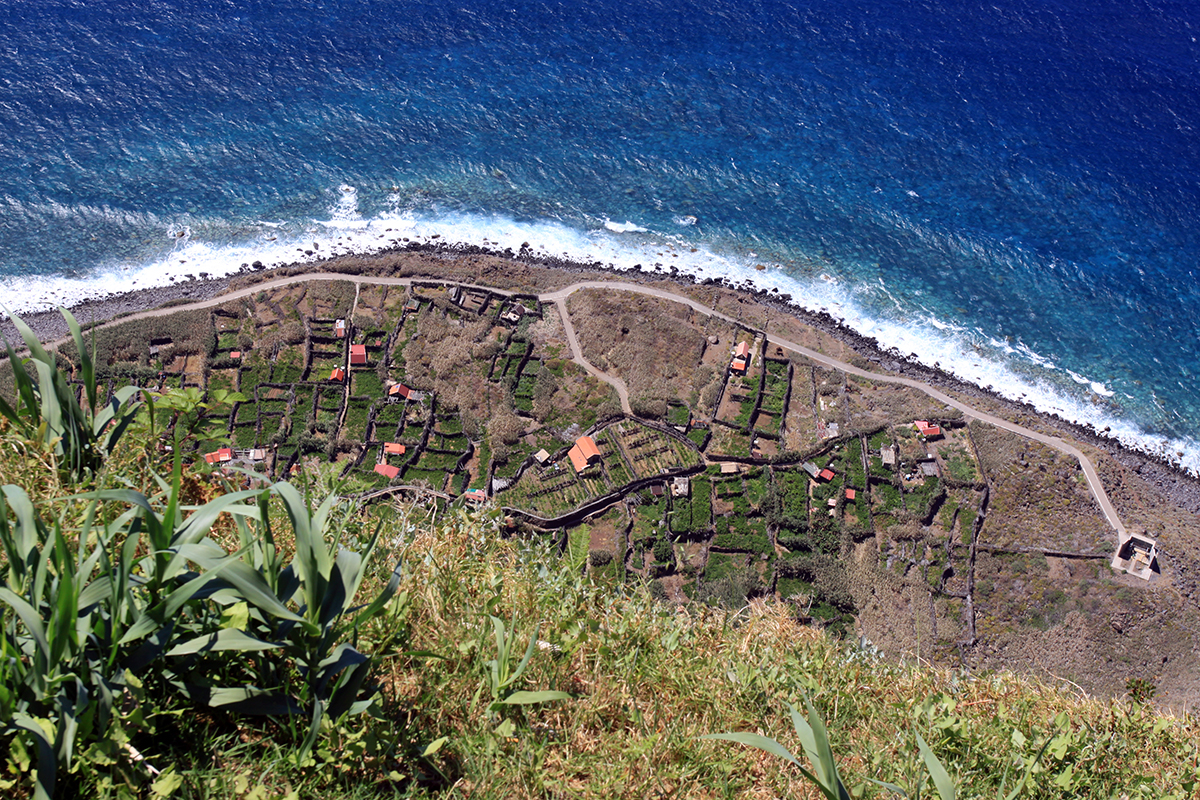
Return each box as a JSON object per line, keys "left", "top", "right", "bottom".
{"left": 12, "top": 712, "right": 56, "bottom": 800}
{"left": 916, "top": 731, "right": 956, "bottom": 800}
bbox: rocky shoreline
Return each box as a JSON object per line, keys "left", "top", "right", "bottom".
{"left": 14, "top": 239, "right": 1200, "bottom": 512}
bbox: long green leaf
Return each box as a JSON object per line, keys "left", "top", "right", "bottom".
{"left": 795, "top": 698, "right": 851, "bottom": 800}
{"left": 500, "top": 690, "right": 572, "bottom": 705}
{"left": 325, "top": 657, "right": 373, "bottom": 720}
{"left": 205, "top": 687, "right": 303, "bottom": 715}
{"left": 700, "top": 731, "right": 840, "bottom": 798}
{"left": 61, "top": 307, "right": 96, "bottom": 416}
{"left": 12, "top": 712, "right": 56, "bottom": 800}
{"left": 0, "top": 586, "right": 49, "bottom": 658}
{"left": 916, "top": 731, "right": 956, "bottom": 800}
{"left": 184, "top": 556, "right": 308, "bottom": 628}
{"left": 166, "top": 629, "right": 282, "bottom": 656}
{"left": 700, "top": 732, "right": 800, "bottom": 766}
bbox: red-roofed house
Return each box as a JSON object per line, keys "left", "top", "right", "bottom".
{"left": 576, "top": 435, "right": 600, "bottom": 463}
{"left": 384, "top": 442, "right": 406, "bottom": 456}
{"left": 350, "top": 344, "right": 367, "bottom": 366}
{"left": 730, "top": 341, "right": 752, "bottom": 373}
{"left": 462, "top": 489, "right": 486, "bottom": 503}
{"left": 845, "top": 488, "right": 857, "bottom": 501}
{"left": 204, "top": 447, "right": 233, "bottom": 465}
{"left": 913, "top": 420, "right": 942, "bottom": 438}
{"left": 374, "top": 463, "right": 400, "bottom": 480}
{"left": 330, "top": 367, "right": 345, "bottom": 382}
{"left": 567, "top": 435, "right": 603, "bottom": 473}
{"left": 230, "top": 351, "right": 242, "bottom": 360}
{"left": 388, "top": 383, "right": 412, "bottom": 400}
{"left": 818, "top": 468, "right": 835, "bottom": 482}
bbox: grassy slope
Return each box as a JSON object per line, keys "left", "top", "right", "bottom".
{"left": 213, "top": 505, "right": 1193, "bottom": 800}
{"left": 1, "top": 448, "right": 1198, "bottom": 798}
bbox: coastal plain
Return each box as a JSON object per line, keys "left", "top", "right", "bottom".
{"left": 17, "top": 246, "right": 1200, "bottom": 708}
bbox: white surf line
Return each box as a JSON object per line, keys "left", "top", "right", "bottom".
{"left": 59, "top": 271, "right": 1128, "bottom": 541}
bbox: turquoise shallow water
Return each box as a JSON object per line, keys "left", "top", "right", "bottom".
{"left": 2, "top": 0, "right": 1200, "bottom": 470}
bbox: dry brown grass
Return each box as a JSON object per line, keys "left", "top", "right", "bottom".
{"left": 355, "top": 510, "right": 1200, "bottom": 798}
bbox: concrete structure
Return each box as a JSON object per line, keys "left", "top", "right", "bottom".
{"left": 334, "top": 319, "right": 346, "bottom": 338}
{"left": 802, "top": 462, "right": 820, "bottom": 478}
{"left": 881, "top": 445, "right": 898, "bottom": 469}
{"left": 1112, "top": 533, "right": 1159, "bottom": 580}
{"left": 533, "top": 448, "right": 551, "bottom": 465}
{"left": 719, "top": 462, "right": 740, "bottom": 474}
{"left": 672, "top": 476, "right": 690, "bottom": 497}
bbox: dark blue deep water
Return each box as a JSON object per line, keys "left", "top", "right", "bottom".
{"left": 3, "top": 0, "right": 1200, "bottom": 469}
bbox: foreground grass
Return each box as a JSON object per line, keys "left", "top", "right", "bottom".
{"left": 122, "top": 501, "right": 1192, "bottom": 799}
{"left": 2, "top": 476, "right": 1199, "bottom": 797}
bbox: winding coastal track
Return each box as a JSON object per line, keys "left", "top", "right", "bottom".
{"left": 60, "top": 271, "right": 1128, "bottom": 541}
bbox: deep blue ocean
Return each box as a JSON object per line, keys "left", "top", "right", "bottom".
{"left": 3, "top": 0, "right": 1200, "bottom": 470}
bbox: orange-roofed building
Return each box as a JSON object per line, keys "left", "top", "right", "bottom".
{"left": 462, "top": 489, "right": 486, "bottom": 502}
{"left": 230, "top": 351, "right": 242, "bottom": 359}
{"left": 567, "top": 445, "right": 588, "bottom": 473}
{"left": 845, "top": 488, "right": 857, "bottom": 501}
{"left": 818, "top": 468, "right": 835, "bottom": 482}
{"left": 388, "top": 383, "right": 412, "bottom": 400}
{"left": 374, "top": 463, "right": 400, "bottom": 480}
{"left": 384, "top": 442, "right": 405, "bottom": 455}
{"left": 204, "top": 447, "right": 233, "bottom": 465}
{"left": 330, "top": 367, "right": 345, "bottom": 382}
{"left": 576, "top": 436, "right": 600, "bottom": 463}
{"left": 350, "top": 344, "right": 367, "bottom": 365}
{"left": 731, "top": 341, "right": 752, "bottom": 373}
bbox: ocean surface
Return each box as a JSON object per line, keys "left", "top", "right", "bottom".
{"left": 3, "top": 0, "right": 1200, "bottom": 471}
